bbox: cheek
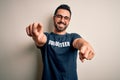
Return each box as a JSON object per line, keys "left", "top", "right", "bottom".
{"left": 66, "top": 21, "right": 69, "bottom": 25}
{"left": 54, "top": 18, "right": 59, "bottom": 23}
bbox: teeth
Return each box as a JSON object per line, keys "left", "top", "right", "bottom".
{"left": 59, "top": 24, "right": 64, "bottom": 26}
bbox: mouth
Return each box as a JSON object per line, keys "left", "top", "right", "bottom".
{"left": 55, "top": 22, "right": 68, "bottom": 32}
{"left": 58, "top": 23, "right": 66, "bottom": 28}
{"left": 58, "top": 22, "right": 66, "bottom": 25}
{"left": 59, "top": 23, "right": 65, "bottom": 26}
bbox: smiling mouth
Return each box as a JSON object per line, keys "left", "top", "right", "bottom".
{"left": 59, "top": 23, "right": 65, "bottom": 26}
{"left": 58, "top": 21, "right": 66, "bottom": 25}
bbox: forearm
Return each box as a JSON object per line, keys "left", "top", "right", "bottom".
{"left": 73, "top": 38, "right": 95, "bottom": 62}
{"left": 32, "top": 33, "right": 47, "bottom": 47}
{"left": 73, "top": 38, "right": 88, "bottom": 50}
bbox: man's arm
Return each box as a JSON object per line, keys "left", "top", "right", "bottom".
{"left": 72, "top": 38, "right": 95, "bottom": 62}
{"left": 26, "top": 23, "right": 47, "bottom": 47}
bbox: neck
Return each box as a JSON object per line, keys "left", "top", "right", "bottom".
{"left": 53, "top": 30, "right": 66, "bottom": 35}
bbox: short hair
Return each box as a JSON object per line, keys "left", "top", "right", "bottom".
{"left": 54, "top": 4, "right": 72, "bottom": 17}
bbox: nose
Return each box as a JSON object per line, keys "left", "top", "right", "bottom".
{"left": 60, "top": 17, "right": 65, "bottom": 22}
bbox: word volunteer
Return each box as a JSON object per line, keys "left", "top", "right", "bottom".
{"left": 48, "top": 40, "right": 70, "bottom": 47}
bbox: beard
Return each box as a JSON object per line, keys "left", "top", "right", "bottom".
{"left": 54, "top": 21, "right": 68, "bottom": 32}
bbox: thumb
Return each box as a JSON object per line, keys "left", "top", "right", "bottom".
{"left": 37, "top": 23, "right": 43, "bottom": 32}
{"left": 80, "top": 46, "right": 89, "bottom": 59}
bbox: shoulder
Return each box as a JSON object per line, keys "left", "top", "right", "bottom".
{"left": 44, "top": 32, "right": 49, "bottom": 36}
{"left": 44, "top": 32, "right": 55, "bottom": 36}
{"left": 71, "top": 33, "right": 80, "bottom": 36}
{"left": 66, "top": 33, "right": 82, "bottom": 44}
{"left": 69, "top": 33, "right": 81, "bottom": 39}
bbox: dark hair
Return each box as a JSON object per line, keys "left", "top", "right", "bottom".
{"left": 54, "top": 4, "right": 72, "bottom": 17}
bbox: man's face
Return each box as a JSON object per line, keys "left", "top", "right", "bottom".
{"left": 53, "top": 9, "right": 71, "bottom": 32}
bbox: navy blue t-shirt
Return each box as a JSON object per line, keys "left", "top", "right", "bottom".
{"left": 38, "top": 32, "right": 81, "bottom": 80}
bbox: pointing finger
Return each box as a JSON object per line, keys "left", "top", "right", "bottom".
{"left": 26, "top": 26, "right": 30, "bottom": 36}
{"left": 80, "top": 46, "right": 86, "bottom": 54}
{"left": 87, "top": 51, "right": 95, "bottom": 60}
{"left": 79, "top": 52, "right": 85, "bottom": 63}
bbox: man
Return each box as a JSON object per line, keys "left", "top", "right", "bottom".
{"left": 26, "top": 4, "right": 94, "bottom": 80}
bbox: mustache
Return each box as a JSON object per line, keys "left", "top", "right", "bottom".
{"left": 57, "top": 22, "right": 66, "bottom": 25}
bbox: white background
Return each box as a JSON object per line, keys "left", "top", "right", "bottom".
{"left": 0, "top": 0, "right": 120, "bottom": 80}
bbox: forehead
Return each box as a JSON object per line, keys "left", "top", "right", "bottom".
{"left": 56, "top": 9, "right": 70, "bottom": 17}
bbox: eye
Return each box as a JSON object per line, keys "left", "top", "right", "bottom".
{"left": 55, "top": 15, "right": 62, "bottom": 18}
{"left": 64, "top": 16, "right": 70, "bottom": 20}
{"left": 55, "top": 14, "right": 70, "bottom": 21}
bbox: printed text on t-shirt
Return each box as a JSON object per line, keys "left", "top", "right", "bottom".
{"left": 48, "top": 40, "right": 70, "bottom": 47}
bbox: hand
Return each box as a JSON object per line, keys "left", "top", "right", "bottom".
{"left": 79, "top": 42, "right": 95, "bottom": 62}
{"left": 26, "top": 22, "right": 43, "bottom": 39}
{"left": 26, "top": 22, "right": 47, "bottom": 46}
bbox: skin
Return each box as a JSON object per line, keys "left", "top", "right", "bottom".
{"left": 26, "top": 9, "right": 95, "bottom": 62}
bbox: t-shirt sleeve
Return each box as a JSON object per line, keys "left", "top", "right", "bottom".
{"left": 70, "top": 33, "right": 82, "bottom": 49}
{"left": 71, "top": 33, "right": 82, "bottom": 41}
